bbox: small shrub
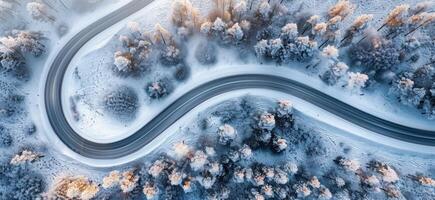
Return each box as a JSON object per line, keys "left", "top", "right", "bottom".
{"left": 195, "top": 41, "right": 218, "bottom": 65}
{"left": 103, "top": 86, "right": 139, "bottom": 119}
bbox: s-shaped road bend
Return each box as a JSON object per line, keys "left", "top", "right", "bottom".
{"left": 45, "top": 0, "right": 435, "bottom": 160}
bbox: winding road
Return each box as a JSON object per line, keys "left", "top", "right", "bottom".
{"left": 45, "top": 0, "right": 435, "bottom": 159}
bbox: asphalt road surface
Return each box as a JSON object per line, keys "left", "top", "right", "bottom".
{"left": 44, "top": 0, "right": 435, "bottom": 159}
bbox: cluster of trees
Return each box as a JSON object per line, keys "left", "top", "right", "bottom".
{"left": 47, "top": 96, "right": 435, "bottom": 199}
{"left": 169, "top": 0, "right": 435, "bottom": 117}
{"left": 0, "top": 79, "right": 26, "bottom": 148}
{"left": 107, "top": 0, "right": 432, "bottom": 117}
{"left": 0, "top": 162, "right": 45, "bottom": 199}
{"left": 166, "top": 0, "right": 375, "bottom": 91}
{"left": 0, "top": 30, "right": 46, "bottom": 80}
{"left": 390, "top": 64, "right": 435, "bottom": 118}
{"left": 113, "top": 20, "right": 191, "bottom": 102}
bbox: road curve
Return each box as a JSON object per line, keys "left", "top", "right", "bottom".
{"left": 45, "top": 1, "right": 435, "bottom": 159}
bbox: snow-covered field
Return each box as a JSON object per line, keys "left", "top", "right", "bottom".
{"left": 1, "top": 0, "right": 434, "bottom": 199}
{"left": 60, "top": 0, "right": 435, "bottom": 143}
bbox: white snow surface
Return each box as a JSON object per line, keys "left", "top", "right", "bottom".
{"left": 47, "top": 88, "right": 435, "bottom": 167}
{"left": 62, "top": 49, "right": 435, "bottom": 143}
{"left": 56, "top": 0, "right": 435, "bottom": 144}
{"left": 32, "top": 0, "right": 435, "bottom": 167}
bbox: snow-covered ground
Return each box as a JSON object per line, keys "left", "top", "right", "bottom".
{"left": 51, "top": 88, "right": 435, "bottom": 167}
{"left": 58, "top": 0, "right": 435, "bottom": 144}
{"left": 63, "top": 44, "right": 435, "bottom": 143}
{"left": 1, "top": 1, "right": 434, "bottom": 197}
{"left": 0, "top": 0, "right": 136, "bottom": 157}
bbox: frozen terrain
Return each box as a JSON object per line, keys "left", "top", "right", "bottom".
{"left": 0, "top": 0, "right": 434, "bottom": 199}
{"left": 62, "top": 0, "right": 435, "bottom": 142}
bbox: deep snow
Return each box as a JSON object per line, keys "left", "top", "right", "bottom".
{"left": 59, "top": 0, "right": 435, "bottom": 144}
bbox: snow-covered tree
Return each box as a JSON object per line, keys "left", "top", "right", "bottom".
{"left": 361, "top": 175, "right": 381, "bottom": 189}
{"left": 328, "top": 0, "right": 354, "bottom": 19}
{"left": 294, "top": 183, "right": 311, "bottom": 198}
{"left": 217, "top": 124, "right": 237, "bottom": 145}
{"left": 212, "top": 17, "right": 227, "bottom": 38}
{"left": 153, "top": 23, "right": 172, "bottom": 46}
{"left": 272, "top": 137, "right": 288, "bottom": 152}
{"left": 280, "top": 23, "right": 298, "bottom": 43}
{"left": 233, "top": 167, "right": 246, "bottom": 183}
{"left": 261, "top": 184, "right": 274, "bottom": 198}
{"left": 181, "top": 177, "right": 193, "bottom": 193}
{"left": 415, "top": 175, "right": 435, "bottom": 187}
{"left": 228, "top": 148, "right": 241, "bottom": 162}
{"left": 301, "top": 15, "right": 320, "bottom": 34}
{"left": 346, "top": 72, "right": 369, "bottom": 90}
{"left": 284, "top": 162, "right": 298, "bottom": 175}
{"left": 102, "top": 170, "right": 121, "bottom": 189}
{"left": 160, "top": 44, "right": 183, "bottom": 66}
{"left": 269, "top": 38, "right": 283, "bottom": 60}
{"left": 369, "top": 161, "right": 399, "bottom": 183}
{"left": 113, "top": 51, "right": 135, "bottom": 73}
{"left": 312, "top": 22, "right": 328, "bottom": 37}
{"left": 168, "top": 170, "right": 184, "bottom": 186}
{"left": 318, "top": 186, "right": 333, "bottom": 200}
{"left": 390, "top": 77, "right": 426, "bottom": 106}
{"left": 172, "top": 142, "right": 191, "bottom": 159}
{"left": 348, "top": 38, "right": 400, "bottom": 72}
{"left": 26, "top": 2, "right": 55, "bottom": 22}
{"left": 239, "top": 144, "right": 253, "bottom": 160}
{"left": 276, "top": 100, "right": 293, "bottom": 117}
{"left": 143, "top": 181, "right": 159, "bottom": 199}
{"left": 335, "top": 156, "right": 361, "bottom": 172}
{"left": 273, "top": 168, "right": 288, "bottom": 184}
{"left": 0, "top": 30, "right": 45, "bottom": 62}
{"left": 383, "top": 185, "right": 402, "bottom": 198}
{"left": 148, "top": 159, "right": 167, "bottom": 178}
{"left": 120, "top": 170, "right": 139, "bottom": 193}
{"left": 226, "top": 23, "right": 244, "bottom": 42}
{"left": 14, "top": 30, "right": 45, "bottom": 56}
{"left": 207, "top": 161, "right": 223, "bottom": 176}
{"left": 50, "top": 176, "right": 99, "bottom": 200}
{"left": 171, "top": 0, "right": 200, "bottom": 31}
{"left": 258, "top": 112, "right": 275, "bottom": 131}
{"left": 410, "top": 1, "right": 433, "bottom": 15}
{"left": 275, "top": 99, "right": 294, "bottom": 128}
{"left": 335, "top": 177, "right": 346, "bottom": 188}
{"left": 341, "top": 14, "right": 373, "bottom": 45}
{"left": 197, "top": 172, "right": 215, "bottom": 189}
{"left": 190, "top": 150, "right": 208, "bottom": 171}
{"left": 146, "top": 78, "right": 173, "bottom": 99}
{"left": 321, "top": 61, "right": 349, "bottom": 85}
{"left": 195, "top": 41, "right": 217, "bottom": 65}
{"left": 103, "top": 86, "right": 138, "bottom": 119}
{"left": 309, "top": 176, "right": 321, "bottom": 188}
{"left": 257, "top": 0, "right": 271, "bottom": 20}
{"left": 200, "top": 21, "right": 213, "bottom": 36}
{"left": 100, "top": 169, "right": 139, "bottom": 193}
{"left": 0, "top": 162, "right": 46, "bottom": 199}
{"left": 10, "top": 150, "right": 41, "bottom": 165}
{"left": 384, "top": 4, "right": 410, "bottom": 29}
{"left": 254, "top": 39, "right": 269, "bottom": 58}
{"left": 0, "top": 45, "right": 24, "bottom": 71}
{"left": 282, "top": 36, "right": 318, "bottom": 62}
{"left": 232, "top": 0, "right": 248, "bottom": 20}
{"left": 321, "top": 45, "right": 339, "bottom": 60}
